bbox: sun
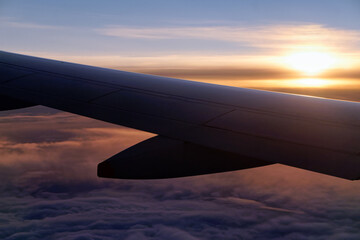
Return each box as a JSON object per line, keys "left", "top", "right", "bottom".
{"left": 284, "top": 51, "right": 337, "bottom": 76}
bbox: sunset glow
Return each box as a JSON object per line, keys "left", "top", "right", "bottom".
{"left": 284, "top": 51, "right": 337, "bottom": 76}
{"left": 288, "top": 78, "right": 332, "bottom": 87}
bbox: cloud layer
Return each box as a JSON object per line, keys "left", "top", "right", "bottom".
{"left": 1, "top": 106, "right": 360, "bottom": 239}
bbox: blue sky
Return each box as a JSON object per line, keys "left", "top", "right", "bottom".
{"left": 1, "top": 0, "right": 359, "bottom": 60}
{"left": 1, "top": 0, "right": 360, "bottom": 28}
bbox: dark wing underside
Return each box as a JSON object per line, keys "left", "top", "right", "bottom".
{"left": 1, "top": 51, "right": 360, "bottom": 180}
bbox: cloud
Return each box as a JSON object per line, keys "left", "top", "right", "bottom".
{"left": 0, "top": 19, "right": 63, "bottom": 30}
{"left": 20, "top": 49, "right": 360, "bottom": 79}
{"left": 134, "top": 67, "right": 298, "bottom": 80}
{"left": 1, "top": 107, "right": 360, "bottom": 239}
{"left": 97, "top": 24, "right": 360, "bottom": 51}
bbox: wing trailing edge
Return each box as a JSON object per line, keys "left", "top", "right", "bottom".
{"left": 98, "top": 135, "right": 271, "bottom": 179}
{"left": 0, "top": 95, "right": 36, "bottom": 111}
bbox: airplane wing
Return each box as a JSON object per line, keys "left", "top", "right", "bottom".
{"left": 1, "top": 51, "right": 360, "bottom": 180}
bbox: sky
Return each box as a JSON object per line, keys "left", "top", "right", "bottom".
{"left": 1, "top": 0, "right": 360, "bottom": 239}
{"left": 1, "top": 0, "right": 360, "bottom": 98}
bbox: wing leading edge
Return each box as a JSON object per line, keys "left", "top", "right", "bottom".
{"left": 1, "top": 51, "right": 360, "bottom": 180}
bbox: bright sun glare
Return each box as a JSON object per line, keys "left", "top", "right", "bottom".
{"left": 285, "top": 51, "right": 337, "bottom": 76}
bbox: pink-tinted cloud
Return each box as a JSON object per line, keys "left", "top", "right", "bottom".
{"left": 1, "top": 106, "right": 360, "bottom": 239}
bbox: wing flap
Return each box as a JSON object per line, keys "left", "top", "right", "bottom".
{"left": 98, "top": 135, "right": 271, "bottom": 179}
{"left": 0, "top": 94, "right": 36, "bottom": 110}
{"left": 205, "top": 109, "right": 360, "bottom": 153}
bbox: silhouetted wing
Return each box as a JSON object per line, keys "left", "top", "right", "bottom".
{"left": 1, "top": 51, "right": 360, "bottom": 180}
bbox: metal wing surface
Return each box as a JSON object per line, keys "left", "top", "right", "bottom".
{"left": 1, "top": 51, "right": 360, "bottom": 180}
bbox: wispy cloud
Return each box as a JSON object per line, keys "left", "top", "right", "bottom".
{"left": 97, "top": 24, "right": 360, "bottom": 51}
{"left": 0, "top": 18, "right": 63, "bottom": 30}
{"left": 23, "top": 53, "right": 285, "bottom": 71}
